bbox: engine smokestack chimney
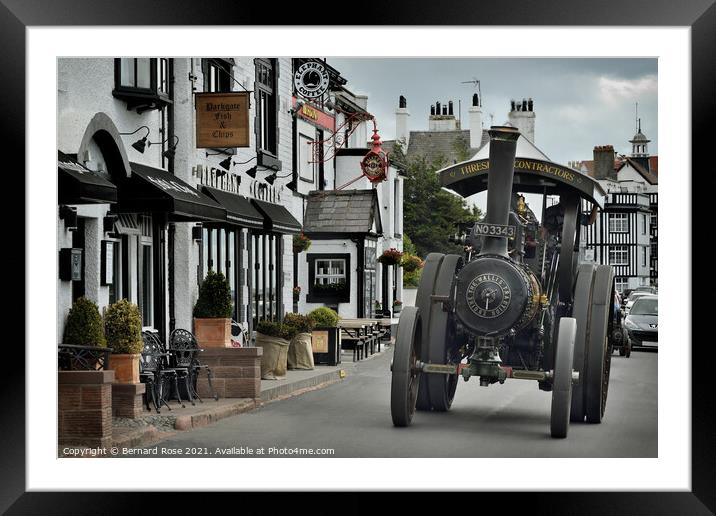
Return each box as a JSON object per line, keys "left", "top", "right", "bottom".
{"left": 479, "top": 125, "right": 521, "bottom": 257}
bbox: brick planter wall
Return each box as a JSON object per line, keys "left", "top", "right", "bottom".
{"left": 197, "top": 347, "right": 262, "bottom": 399}
{"left": 112, "top": 383, "right": 146, "bottom": 418}
{"left": 58, "top": 370, "right": 114, "bottom": 448}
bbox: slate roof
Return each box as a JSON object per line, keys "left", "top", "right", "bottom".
{"left": 303, "top": 189, "right": 382, "bottom": 235}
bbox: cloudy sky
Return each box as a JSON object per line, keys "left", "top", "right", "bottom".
{"left": 327, "top": 58, "right": 658, "bottom": 165}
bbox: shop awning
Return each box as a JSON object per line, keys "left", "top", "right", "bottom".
{"left": 201, "top": 186, "right": 265, "bottom": 229}
{"left": 58, "top": 151, "right": 118, "bottom": 204}
{"left": 251, "top": 198, "right": 302, "bottom": 234}
{"left": 114, "top": 162, "right": 226, "bottom": 222}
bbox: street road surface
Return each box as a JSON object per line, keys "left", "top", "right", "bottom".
{"left": 143, "top": 348, "right": 657, "bottom": 458}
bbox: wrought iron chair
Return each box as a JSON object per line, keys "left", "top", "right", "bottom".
{"left": 140, "top": 331, "right": 191, "bottom": 413}
{"left": 169, "top": 329, "right": 219, "bottom": 402}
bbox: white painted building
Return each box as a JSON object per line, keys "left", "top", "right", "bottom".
{"left": 57, "top": 57, "right": 403, "bottom": 346}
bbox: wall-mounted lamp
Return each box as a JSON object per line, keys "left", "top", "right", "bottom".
{"left": 59, "top": 205, "right": 78, "bottom": 231}
{"left": 119, "top": 126, "right": 151, "bottom": 153}
{"left": 192, "top": 224, "right": 203, "bottom": 241}
{"left": 103, "top": 214, "right": 118, "bottom": 234}
{"left": 264, "top": 172, "right": 277, "bottom": 185}
{"left": 219, "top": 156, "right": 234, "bottom": 171}
{"left": 147, "top": 135, "right": 179, "bottom": 160}
{"left": 245, "top": 166, "right": 257, "bottom": 179}
{"left": 290, "top": 100, "right": 304, "bottom": 116}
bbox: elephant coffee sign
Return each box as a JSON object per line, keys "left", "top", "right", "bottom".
{"left": 195, "top": 92, "right": 250, "bottom": 148}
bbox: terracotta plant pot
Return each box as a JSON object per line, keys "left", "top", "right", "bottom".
{"left": 194, "top": 317, "right": 232, "bottom": 348}
{"left": 110, "top": 353, "right": 140, "bottom": 384}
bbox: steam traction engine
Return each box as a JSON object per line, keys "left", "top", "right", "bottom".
{"left": 390, "top": 126, "right": 615, "bottom": 438}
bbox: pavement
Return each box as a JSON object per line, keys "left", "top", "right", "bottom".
{"left": 128, "top": 345, "right": 657, "bottom": 458}
{"left": 63, "top": 342, "right": 392, "bottom": 457}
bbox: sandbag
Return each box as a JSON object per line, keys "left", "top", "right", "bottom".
{"left": 256, "top": 333, "right": 290, "bottom": 380}
{"left": 288, "top": 332, "right": 315, "bottom": 370}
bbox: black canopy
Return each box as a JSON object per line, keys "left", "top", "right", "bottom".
{"left": 114, "top": 162, "right": 226, "bottom": 222}
{"left": 251, "top": 198, "right": 302, "bottom": 234}
{"left": 58, "top": 151, "right": 117, "bottom": 204}
{"left": 201, "top": 186, "right": 265, "bottom": 229}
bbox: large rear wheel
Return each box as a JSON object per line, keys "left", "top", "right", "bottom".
{"left": 424, "top": 254, "right": 462, "bottom": 411}
{"left": 584, "top": 265, "right": 615, "bottom": 423}
{"left": 570, "top": 264, "right": 597, "bottom": 422}
{"left": 551, "top": 317, "right": 577, "bottom": 438}
{"left": 391, "top": 306, "right": 423, "bottom": 427}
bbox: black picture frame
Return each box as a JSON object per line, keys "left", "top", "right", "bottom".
{"left": 8, "top": 0, "right": 711, "bottom": 512}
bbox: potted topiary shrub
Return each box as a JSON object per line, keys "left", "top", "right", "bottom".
{"left": 255, "top": 319, "right": 294, "bottom": 380}
{"left": 63, "top": 296, "right": 107, "bottom": 348}
{"left": 61, "top": 297, "right": 107, "bottom": 370}
{"left": 392, "top": 299, "right": 403, "bottom": 315}
{"left": 284, "top": 313, "right": 315, "bottom": 371}
{"left": 104, "top": 299, "right": 143, "bottom": 383}
{"left": 193, "top": 270, "right": 233, "bottom": 347}
{"left": 308, "top": 306, "right": 341, "bottom": 366}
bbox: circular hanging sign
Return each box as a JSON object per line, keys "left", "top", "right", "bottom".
{"left": 361, "top": 152, "right": 387, "bottom": 183}
{"left": 294, "top": 61, "right": 330, "bottom": 99}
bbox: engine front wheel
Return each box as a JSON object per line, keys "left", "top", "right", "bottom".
{"left": 391, "top": 306, "right": 423, "bottom": 427}
{"left": 551, "top": 317, "right": 577, "bottom": 438}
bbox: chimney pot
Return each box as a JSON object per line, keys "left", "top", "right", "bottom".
{"left": 473, "top": 93, "right": 479, "bottom": 107}
{"left": 399, "top": 95, "right": 407, "bottom": 109}
{"left": 448, "top": 101, "right": 454, "bottom": 116}
{"left": 522, "top": 99, "right": 528, "bottom": 111}
{"left": 430, "top": 105, "right": 435, "bottom": 116}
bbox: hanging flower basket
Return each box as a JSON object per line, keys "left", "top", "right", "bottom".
{"left": 378, "top": 248, "right": 403, "bottom": 266}
{"left": 401, "top": 254, "right": 424, "bottom": 273}
{"left": 293, "top": 233, "right": 311, "bottom": 254}
{"left": 292, "top": 285, "right": 301, "bottom": 301}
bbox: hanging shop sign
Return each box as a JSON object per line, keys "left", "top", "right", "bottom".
{"left": 195, "top": 92, "right": 250, "bottom": 149}
{"left": 292, "top": 97, "right": 335, "bottom": 132}
{"left": 361, "top": 128, "right": 388, "bottom": 184}
{"left": 293, "top": 61, "right": 330, "bottom": 99}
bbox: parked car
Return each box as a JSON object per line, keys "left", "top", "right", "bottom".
{"left": 623, "top": 295, "right": 658, "bottom": 351}
{"left": 624, "top": 291, "right": 652, "bottom": 315}
{"left": 633, "top": 286, "right": 658, "bottom": 295}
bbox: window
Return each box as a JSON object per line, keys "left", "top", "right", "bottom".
{"left": 255, "top": 59, "right": 278, "bottom": 157}
{"left": 394, "top": 179, "right": 401, "bottom": 236}
{"left": 307, "top": 253, "right": 350, "bottom": 303}
{"left": 137, "top": 215, "right": 153, "bottom": 328}
{"left": 113, "top": 58, "right": 172, "bottom": 112}
{"left": 203, "top": 58, "right": 232, "bottom": 93}
{"left": 315, "top": 259, "right": 346, "bottom": 286}
{"left": 641, "top": 214, "right": 647, "bottom": 235}
{"left": 615, "top": 276, "right": 628, "bottom": 294}
{"left": 608, "top": 213, "right": 628, "bottom": 233}
{"left": 250, "top": 232, "right": 282, "bottom": 326}
{"left": 609, "top": 245, "right": 629, "bottom": 266}
{"left": 642, "top": 247, "right": 647, "bottom": 267}
{"left": 364, "top": 242, "right": 377, "bottom": 317}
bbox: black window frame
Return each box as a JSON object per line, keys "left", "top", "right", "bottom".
{"left": 254, "top": 58, "right": 281, "bottom": 170}
{"left": 306, "top": 253, "right": 351, "bottom": 304}
{"left": 113, "top": 58, "right": 172, "bottom": 113}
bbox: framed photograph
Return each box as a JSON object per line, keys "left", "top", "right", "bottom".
{"left": 10, "top": 0, "right": 710, "bottom": 511}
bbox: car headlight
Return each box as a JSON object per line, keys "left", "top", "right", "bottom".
{"left": 624, "top": 319, "right": 638, "bottom": 330}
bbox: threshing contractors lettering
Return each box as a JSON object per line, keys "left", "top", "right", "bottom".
{"left": 195, "top": 92, "right": 250, "bottom": 149}
{"left": 450, "top": 159, "right": 577, "bottom": 184}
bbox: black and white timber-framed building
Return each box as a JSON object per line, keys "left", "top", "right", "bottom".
{"left": 572, "top": 122, "right": 658, "bottom": 294}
